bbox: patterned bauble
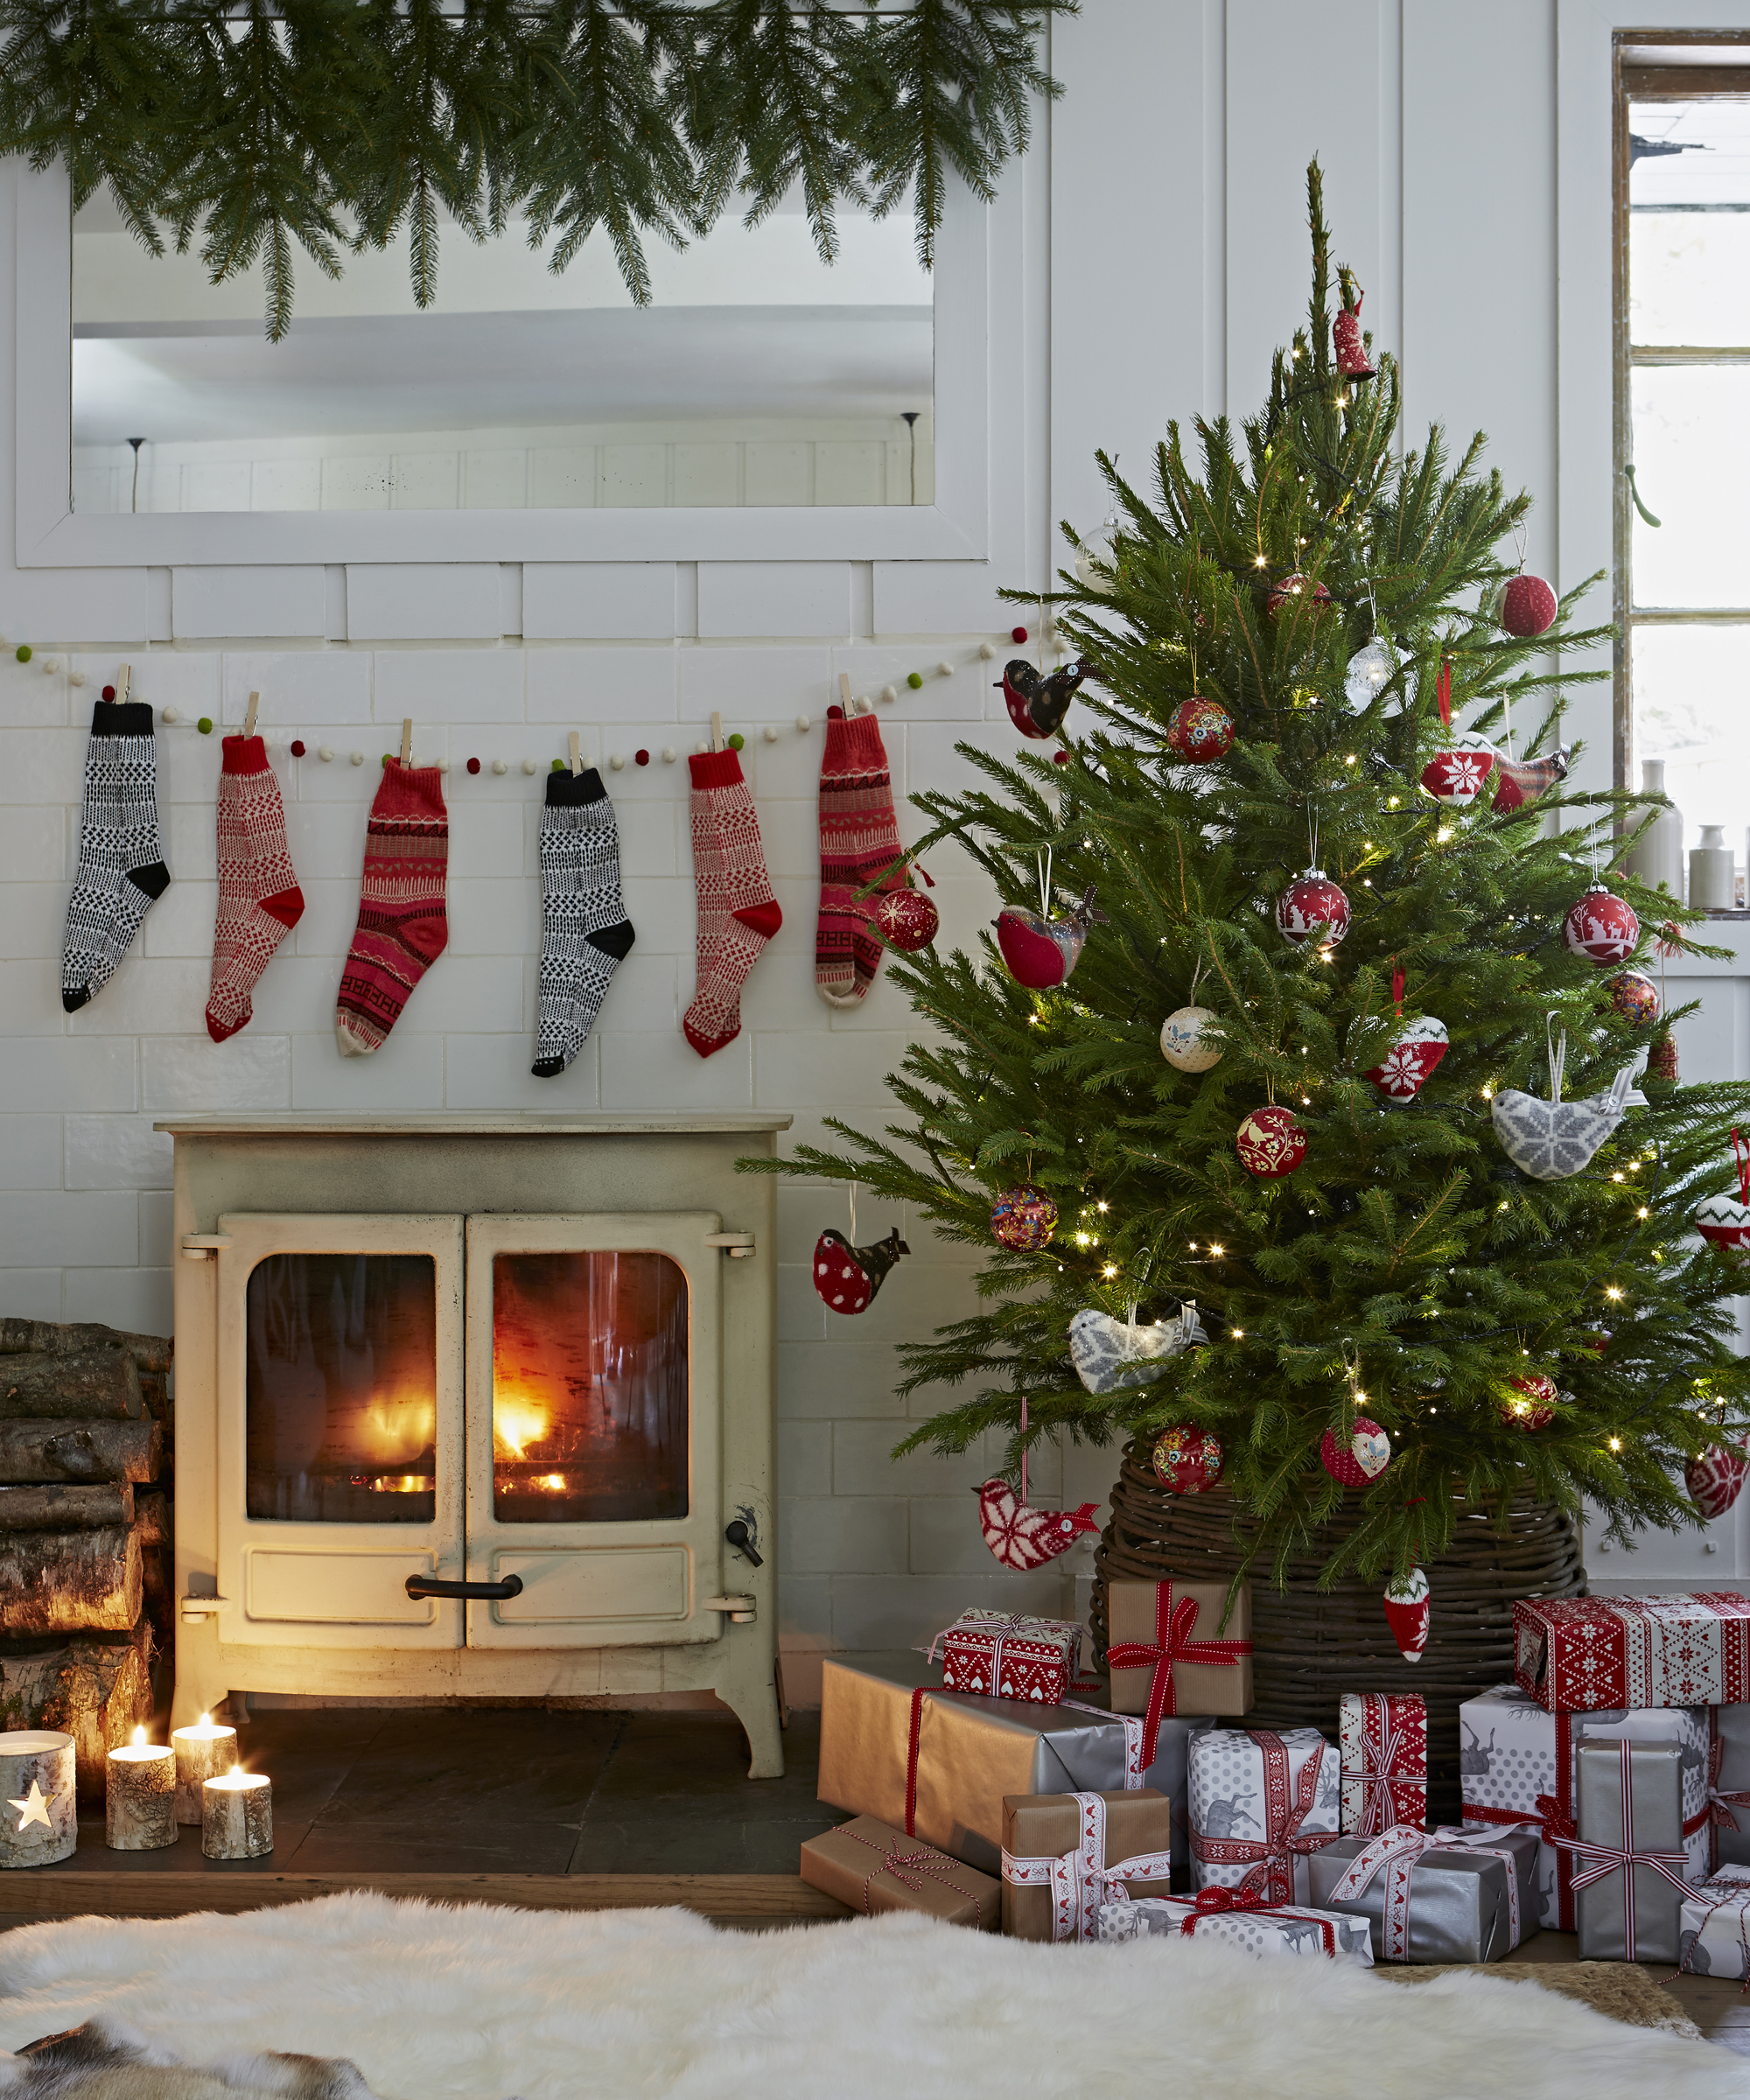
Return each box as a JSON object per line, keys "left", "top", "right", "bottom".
{"left": 1365, "top": 1014, "right": 1449, "bottom": 1103}
{"left": 1605, "top": 970, "right": 1659, "bottom": 1026}
{"left": 1236, "top": 1105, "right": 1307, "bottom": 1179}
{"left": 1267, "top": 572, "right": 1332, "bottom": 614}
{"left": 990, "top": 1184, "right": 1058, "bottom": 1251}
{"left": 1334, "top": 280, "right": 1376, "bottom": 380}
{"left": 1344, "top": 639, "right": 1396, "bottom": 710}
{"left": 1152, "top": 1423, "right": 1225, "bottom": 1494}
{"left": 1320, "top": 1417, "right": 1392, "bottom": 1486}
{"left": 1563, "top": 884, "right": 1640, "bottom": 967}
{"left": 1275, "top": 869, "right": 1350, "bottom": 947}
{"left": 1687, "top": 1441, "right": 1750, "bottom": 1522}
{"left": 1502, "top": 1373, "right": 1558, "bottom": 1431}
{"left": 1166, "top": 696, "right": 1236, "bottom": 763}
{"left": 1501, "top": 574, "right": 1558, "bottom": 638}
{"left": 1160, "top": 1004, "right": 1226, "bottom": 1073}
{"left": 1648, "top": 1030, "right": 1679, "bottom": 1082}
{"left": 1382, "top": 1567, "right": 1431, "bottom": 1662}
{"left": 873, "top": 886, "right": 939, "bottom": 953}
{"left": 1420, "top": 732, "right": 1497, "bottom": 809}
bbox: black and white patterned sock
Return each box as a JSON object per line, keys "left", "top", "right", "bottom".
{"left": 61, "top": 701, "right": 170, "bottom": 1013}
{"left": 532, "top": 767, "right": 635, "bottom": 1077}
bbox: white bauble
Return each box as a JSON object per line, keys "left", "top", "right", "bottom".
{"left": 1344, "top": 638, "right": 1396, "bottom": 710}
{"left": 1074, "top": 517, "right": 1120, "bottom": 592}
{"left": 1160, "top": 1004, "right": 1225, "bottom": 1073}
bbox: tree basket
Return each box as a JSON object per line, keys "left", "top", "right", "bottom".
{"left": 1089, "top": 1440, "right": 1586, "bottom": 1826}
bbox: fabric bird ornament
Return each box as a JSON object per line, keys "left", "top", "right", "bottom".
{"left": 1493, "top": 747, "right": 1569, "bottom": 814}
{"left": 998, "top": 658, "right": 1094, "bottom": 740}
{"left": 1068, "top": 1301, "right": 1207, "bottom": 1396}
{"left": 1490, "top": 1018, "right": 1637, "bottom": 1182}
{"left": 812, "top": 1223, "right": 908, "bottom": 1314}
{"left": 976, "top": 1478, "right": 1102, "bottom": 1571}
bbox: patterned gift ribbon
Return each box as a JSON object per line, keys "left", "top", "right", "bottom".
{"left": 1546, "top": 1738, "right": 1692, "bottom": 1962}
{"left": 1327, "top": 1823, "right": 1527, "bottom": 1961}
{"left": 927, "top": 1610, "right": 1083, "bottom": 1701}
{"left": 840, "top": 1824, "right": 989, "bottom": 1927}
{"left": 1341, "top": 1693, "right": 1426, "bottom": 1838}
{"left": 1171, "top": 1883, "right": 1338, "bottom": 1956}
{"left": 900, "top": 1686, "right": 1146, "bottom": 1840}
{"left": 1001, "top": 1789, "right": 1173, "bottom": 1942}
{"left": 1191, "top": 1730, "right": 1340, "bottom": 1905}
{"left": 1707, "top": 1732, "right": 1750, "bottom": 1866}
{"left": 1680, "top": 1875, "right": 1750, "bottom": 1993}
{"left": 1107, "top": 1582, "right": 1253, "bottom": 1766}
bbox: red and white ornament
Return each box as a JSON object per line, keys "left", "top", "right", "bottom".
{"left": 990, "top": 1184, "right": 1058, "bottom": 1251}
{"left": 976, "top": 1477, "right": 1102, "bottom": 1572}
{"left": 1320, "top": 1418, "right": 1392, "bottom": 1486}
{"left": 1696, "top": 1130, "right": 1750, "bottom": 1250}
{"left": 811, "top": 1225, "right": 908, "bottom": 1315}
{"left": 999, "top": 657, "right": 1092, "bottom": 739}
{"left": 1605, "top": 970, "right": 1659, "bottom": 1027}
{"left": 1501, "top": 574, "right": 1558, "bottom": 639}
{"left": 1687, "top": 1441, "right": 1750, "bottom": 1523}
{"left": 995, "top": 885, "right": 1107, "bottom": 990}
{"left": 1493, "top": 748, "right": 1569, "bottom": 814}
{"left": 1166, "top": 696, "right": 1236, "bottom": 763}
{"left": 1420, "top": 732, "right": 1497, "bottom": 809}
{"left": 1382, "top": 1568, "right": 1431, "bottom": 1662}
{"left": 1502, "top": 1373, "right": 1558, "bottom": 1432}
{"left": 1275, "top": 868, "right": 1350, "bottom": 947}
{"left": 1236, "top": 1105, "right": 1307, "bottom": 1179}
{"left": 1152, "top": 1424, "right": 1224, "bottom": 1494}
{"left": 1366, "top": 1014, "right": 1449, "bottom": 1103}
{"left": 1334, "top": 275, "right": 1376, "bottom": 380}
{"left": 873, "top": 885, "right": 939, "bottom": 953}
{"left": 1563, "top": 884, "right": 1640, "bottom": 967}
{"left": 1268, "top": 572, "right": 1331, "bottom": 615}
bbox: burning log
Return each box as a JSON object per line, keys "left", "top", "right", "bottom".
{"left": 0, "top": 1419, "right": 161, "bottom": 1486}
{"left": 0, "top": 1525, "right": 142, "bottom": 1635}
{"left": 0, "top": 1348, "right": 144, "bottom": 1421}
{"left": 0, "top": 1320, "right": 170, "bottom": 1375}
{"left": 0, "top": 1483, "right": 134, "bottom": 1532}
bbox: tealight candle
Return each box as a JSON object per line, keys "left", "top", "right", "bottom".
{"left": 0, "top": 1731, "right": 76, "bottom": 1867}
{"left": 172, "top": 1712, "right": 237, "bottom": 1826}
{"left": 201, "top": 1768, "right": 272, "bottom": 1859}
{"left": 106, "top": 1727, "right": 175, "bottom": 1851}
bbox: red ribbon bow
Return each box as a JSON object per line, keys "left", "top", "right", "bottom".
{"left": 1191, "top": 1885, "right": 1269, "bottom": 1914}
{"left": 1190, "top": 1730, "right": 1339, "bottom": 1907}
{"left": 1108, "top": 1584, "right": 1253, "bottom": 1766}
{"left": 1177, "top": 1882, "right": 1337, "bottom": 1954}
{"left": 1533, "top": 1792, "right": 1577, "bottom": 1847}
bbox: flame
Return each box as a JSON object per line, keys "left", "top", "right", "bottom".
{"left": 131, "top": 1726, "right": 146, "bottom": 1747}
{"left": 361, "top": 1390, "right": 436, "bottom": 1464}
{"left": 538, "top": 1474, "right": 567, "bottom": 1492}
{"left": 494, "top": 1396, "right": 550, "bottom": 1460}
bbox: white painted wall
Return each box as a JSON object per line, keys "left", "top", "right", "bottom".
{"left": 1, "top": 3, "right": 1743, "bottom": 1704}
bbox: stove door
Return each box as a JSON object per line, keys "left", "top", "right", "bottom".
{"left": 215, "top": 1214, "right": 466, "bottom": 1650}
{"left": 464, "top": 1212, "right": 722, "bottom": 1648}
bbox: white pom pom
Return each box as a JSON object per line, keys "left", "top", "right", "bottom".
{"left": 69, "top": 670, "right": 86, "bottom": 687}
{"left": 662, "top": 746, "right": 677, "bottom": 763}
{"left": 350, "top": 751, "right": 365, "bottom": 766}
{"left": 318, "top": 745, "right": 334, "bottom": 762}
{"left": 522, "top": 758, "right": 537, "bottom": 775}
{"left": 880, "top": 685, "right": 898, "bottom": 704}
{"left": 609, "top": 752, "right": 624, "bottom": 770}
{"left": 41, "top": 656, "right": 59, "bottom": 674}
{"left": 492, "top": 758, "right": 508, "bottom": 776}
{"left": 437, "top": 757, "right": 451, "bottom": 774}
{"left": 936, "top": 660, "right": 954, "bottom": 677}
{"left": 763, "top": 725, "right": 779, "bottom": 742}
{"left": 161, "top": 706, "right": 179, "bottom": 724}
{"left": 795, "top": 714, "right": 811, "bottom": 732}
{"left": 978, "top": 642, "right": 996, "bottom": 660}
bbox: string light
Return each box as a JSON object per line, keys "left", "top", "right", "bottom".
{"left": 1231, "top": 1327, "right": 1245, "bottom": 1339}
{"left": 1208, "top": 1243, "right": 1225, "bottom": 1256}
{"left": 1096, "top": 1201, "right": 1110, "bottom": 1214}
{"left": 1437, "top": 826, "right": 1455, "bottom": 843}
{"left": 1605, "top": 1284, "right": 1624, "bottom": 1300}
{"left": 1102, "top": 1264, "right": 1117, "bottom": 1278}
{"left": 1638, "top": 1207, "right": 1649, "bottom": 1219}
{"left": 1608, "top": 1437, "right": 1623, "bottom": 1452}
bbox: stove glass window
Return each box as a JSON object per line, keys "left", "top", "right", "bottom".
{"left": 245, "top": 1253, "right": 438, "bottom": 1522}
{"left": 492, "top": 1251, "right": 689, "bottom": 1523}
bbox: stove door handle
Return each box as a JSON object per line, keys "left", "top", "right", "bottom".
{"left": 404, "top": 1573, "right": 524, "bottom": 1602}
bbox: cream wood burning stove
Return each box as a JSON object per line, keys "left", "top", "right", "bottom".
{"left": 158, "top": 1115, "right": 788, "bottom": 1776}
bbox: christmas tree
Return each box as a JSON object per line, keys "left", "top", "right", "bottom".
{"left": 745, "top": 163, "right": 1750, "bottom": 1599}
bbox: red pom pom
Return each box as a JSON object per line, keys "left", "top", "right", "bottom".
{"left": 1052, "top": 749, "right": 1070, "bottom": 765}
{"left": 466, "top": 757, "right": 481, "bottom": 775}
{"left": 290, "top": 739, "right": 306, "bottom": 758}
{"left": 1012, "top": 626, "right": 1029, "bottom": 644}
{"left": 102, "top": 685, "right": 116, "bottom": 701}
{"left": 634, "top": 749, "right": 650, "bottom": 766}
{"left": 1501, "top": 574, "right": 1557, "bottom": 638}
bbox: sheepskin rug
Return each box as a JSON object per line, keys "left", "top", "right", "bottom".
{"left": 0, "top": 1893, "right": 1740, "bottom": 2100}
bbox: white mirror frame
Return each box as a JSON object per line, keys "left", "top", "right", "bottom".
{"left": 15, "top": 159, "right": 998, "bottom": 568}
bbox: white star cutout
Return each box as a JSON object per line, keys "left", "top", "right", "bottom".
{"left": 8, "top": 1780, "right": 55, "bottom": 1832}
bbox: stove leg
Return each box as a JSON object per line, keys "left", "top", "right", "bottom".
{"left": 720, "top": 1663, "right": 785, "bottom": 1780}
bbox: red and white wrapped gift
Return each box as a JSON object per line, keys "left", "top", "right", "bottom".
{"left": 928, "top": 1608, "right": 1084, "bottom": 1704}
{"left": 1189, "top": 1726, "right": 1342, "bottom": 1905}
{"left": 1513, "top": 1592, "right": 1750, "bottom": 1712}
{"left": 1339, "top": 1691, "right": 1427, "bottom": 1837}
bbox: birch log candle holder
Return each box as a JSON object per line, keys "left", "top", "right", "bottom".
{"left": 0, "top": 1731, "right": 76, "bottom": 1867}
{"left": 106, "top": 1727, "right": 175, "bottom": 1851}
{"left": 172, "top": 1713, "right": 236, "bottom": 1826}
{"left": 201, "top": 1769, "right": 272, "bottom": 1859}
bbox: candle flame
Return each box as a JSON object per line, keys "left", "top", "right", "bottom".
{"left": 131, "top": 1726, "right": 145, "bottom": 1747}
{"left": 198, "top": 1712, "right": 210, "bottom": 1728}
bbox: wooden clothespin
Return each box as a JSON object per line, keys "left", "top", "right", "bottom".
{"left": 710, "top": 710, "right": 724, "bottom": 753}
{"left": 113, "top": 664, "right": 130, "bottom": 705}
{"left": 243, "top": 690, "right": 260, "bottom": 738}
{"left": 837, "top": 673, "right": 854, "bottom": 716}
{"left": 568, "top": 732, "right": 580, "bottom": 777}
{"left": 400, "top": 718, "right": 412, "bottom": 766}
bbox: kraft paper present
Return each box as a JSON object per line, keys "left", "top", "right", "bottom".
{"left": 1094, "top": 1893, "right": 1374, "bottom": 1963}
{"left": 1679, "top": 1863, "right": 1750, "bottom": 1980}
{"left": 999, "top": 1788, "right": 1173, "bottom": 1941}
{"left": 1574, "top": 1739, "right": 1690, "bottom": 1964}
{"left": 1711, "top": 1703, "right": 1750, "bottom": 1870}
{"left": 1306, "top": 1826, "right": 1540, "bottom": 1964}
{"left": 799, "top": 1816, "right": 1000, "bottom": 1930}
{"left": 818, "top": 1650, "right": 1213, "bottom": 1878}
{"left": 1106, "top": 1579, "right": 1254, "bottom": 1725}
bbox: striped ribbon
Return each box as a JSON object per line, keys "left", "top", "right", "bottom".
{"left": 1001, "top": 1789, "right": 1173, "bottom": 1942}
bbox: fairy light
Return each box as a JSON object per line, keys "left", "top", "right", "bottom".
{"left": 1074, "top": 1231, "right": 1091, "bottom": 1248}
{"left": 1208, "top": 1243, "right": 1226, "bottom": 1256}
{"left": 1608, "top": 1437, "right": 1623, "bottom": 1452}
{"left": 1254, "top": 554, "right": 1268, "bottom": 567}
{"left": 1102, "top": 1264, "right": 1117, "bottom": 1278}
{"left": 1096, "top": 1201, "right": 1110, "bottom": 1214}
{"left": 1231, "top": 1327, "right": 1245, "bottom": 1339}
{"left": 1437, "top": 826, "right": 1455, "bottom": 843}
{"left": 1388, "top": 795, "right": 1400, "bottom": 808}
{"left": 1481, "top": 1086, "right": 1494, "bottom": 1100}
{"left": 1344, "top": 753, "right": 1356, "bottom": 766}
{"left": 1612, "top": 1172, "right": 1624, "bottom": 1183}
{"left": 1605, "top": 1285, "right": 1624, "bottom": 1300}
{"left": 1638, "top": 1207, "right": 1649, "bottom": 1219}
{"left": 1498, "top": 1200, "right": 1509, "bottom": 1212}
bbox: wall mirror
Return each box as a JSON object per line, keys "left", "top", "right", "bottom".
{"left": 71, "top": 196, "right": 934, "bottom": 517}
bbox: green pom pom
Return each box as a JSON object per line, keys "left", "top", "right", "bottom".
{"left": 906, "top": 670, "right": 923, "bottom": 690}
{"left": 14, "top": 645, "right": 31, "bottom": 663}
{"left": 551, "top": 759, "right": 565, "bottom": 772}
{"left": 727, "top": 732, "right": 746, "bottom": 751}
{"left": 382, "top": 752, "right": 392, "bottom": 766}
{"left": 197, "top": 716, "right": 214, "bottom": 735}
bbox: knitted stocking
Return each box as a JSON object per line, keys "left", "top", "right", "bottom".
{"left": 682, "top": 750, "right": 782, "bottom": 1058}
{"left": 816, "top": 704, "right": 904, "bottom": 1007}
{"left": 61, "top": 700, "right": 170, "bottom": 1012}
{"left": 206, "top": 736, "right": 304, "bottom": 1043}
{"left": 334, "top": 761, "right": 449, "bottom": 1056}
{"left": 532, "top": 766, "right": 635, "bottom": 1077}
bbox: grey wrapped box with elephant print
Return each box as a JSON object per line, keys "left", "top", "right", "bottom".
{"left": 1188, "top": 1726, "right": 1341, "bottom": 1905}
{"left": 1094, "top": 1892, "right": 1374, "bottom": 1963}
{"left": 1679, "top": 1862, "right": 1750, "bottom": 1979}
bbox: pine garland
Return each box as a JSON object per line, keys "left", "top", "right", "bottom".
{"left": 0, "top": 0, "right": 1071, "bottom": 338}
{"left": 743, "top": 161, "right": 1750, "bottom": 1589}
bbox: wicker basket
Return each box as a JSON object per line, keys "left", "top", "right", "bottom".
{"left": 1089, "top": 1439, "right": 1586, "bottom": 1825}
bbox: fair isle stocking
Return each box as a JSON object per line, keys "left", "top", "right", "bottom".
{"left": 206, "top": 735, "right": 304, "bottom": 1043}
{"left": 816, "top": 704, "right": 904, "bottom": 1007}
{"left": 682, "top": 749, "right": 782, "bottom": 1059}
{"left": 61, "top": 700, "right": 170, "bottom": 1012}
{"left": 334, "top": 760, "right": 449, "bottom": 1056}
{"left": 533, "top": 767, "right": 635, "bottom": 1077}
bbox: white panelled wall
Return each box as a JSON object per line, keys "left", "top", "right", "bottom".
{"left": 1, "top": 3, "right": 1745, "bottom": 1710}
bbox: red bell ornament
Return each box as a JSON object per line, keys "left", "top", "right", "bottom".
{"left": 1152, "top": 1424, "right": 1224, "bottom": 1494}
{"left": 1501, "top": 574, "right": 1558, "bottom": 638}
{"left": 1166, "top": 696, "right": 1236, "bottom": 763}
{"left": 873, "top": 886, "right": 939, "bottom": 953}
{"left": 1563, "top": 884, "right": 1640, "bottom": 967}
{"left": 995, "top": 885, "right": 1107, "bottom": 990}
{"left": 1236, "top": 1105, "right": 1307, "bottom": 1179}
{"left": 1502, "top": 1373, "right": 1558, "bottom": 1431}
{"left": 1320, "top": 1417, "right": 1392, "bottom": 1486}
{"left": 1420, "top": 732, "right": 1497, "bottom": 809}
{"left": 1366, "top": 1013, "right": 1449, "bottom": 1103}
{"left": 1275, "top": 869, "right": 1350, "bottom": 948}
{"left": 1267, "top": 572, "right": 1331, "bottom": 615}
{"left": 1605, "top": 970, "right": 1659, "bottom": 1027}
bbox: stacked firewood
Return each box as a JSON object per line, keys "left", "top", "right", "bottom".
{"left": 0, "top": 1318, "right": 172, "bottom": 1801}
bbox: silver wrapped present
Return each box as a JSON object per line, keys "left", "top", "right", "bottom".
{"left": 1094, "top": 1890, "right": 1373, "bottom": 1964}
{"left": 1710, "top": 1704, "right": 1750, "bottom": 1870}
{"left": 1306, "top": 1824, "right": 1540, "bottom": 1964}
{"left": 1679, "top": 1863, "right": 1750, "bottom": 1980}
{"left": 1572, "top": 1739, "right": 1692, "bottom": 1964}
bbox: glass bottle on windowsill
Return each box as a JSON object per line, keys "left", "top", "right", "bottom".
{"left": 1690, "top": 824, "right": 1736, "bottom": 913}
{"left": 1625, "top": 759, "right": 1685, "bottom": 900}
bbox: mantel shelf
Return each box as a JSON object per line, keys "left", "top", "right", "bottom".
{"left": 153, "top": 1112, "right": 794, "bottom": 1138}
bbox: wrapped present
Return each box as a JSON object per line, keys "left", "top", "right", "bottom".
{"left": 928, "top": 1608, "right": 1084, "bottom": 1704}
{"left": 1339, "top": 1691, "right": 1427, "bottom": 1838}
{"left": 1458, "top": 1682, "right": 1712, "bottom": 1929}
{"left": 1571, "top": 1738, "right": 1692, "bottom": 1963}
{"left": 1709, "top": 1704, "right": 1750, "bottom": 1871}
{"left": 1679, "top": 1862, "right": 1750, "bottom": 1980}
{"left": 1106, "top": 1579, "right": 1253, "bottom": 1758}
{"left": 1189, "top": 1726, "right": 1341, "bottom": 1905}
{"left": 1512, "top": 1592, "right": 1750, "bottom": 1712}
{"left": 1094, "top": 1886, "right": 1374, "bottom": 1963}
{"left": 818, "top": 1650, "right": 1214, "bottom": 1877}
{"left": 800, "top": 1816, "right": 1000, "bottom": 1929}
{"left": 1307, "top": 1824, "right": 1540, "bottom": 1964}
{"left": 1000, "top": 1788, "right": 1173, "bottom": 1941}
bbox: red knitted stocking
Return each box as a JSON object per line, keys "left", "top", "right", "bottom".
{"left": 205, "top": 736, "right": 304, "bottom": 1043}
{"left": 335, "top": 761, "right": 449, "bottom": 1057}
{"left": 816, "top": 706, "right": 904, "bottom": 1008}
{"left": 683, "top": 750, "right": 781, "bottom": 1058}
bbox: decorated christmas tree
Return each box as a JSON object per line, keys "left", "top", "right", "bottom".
{"left": 746, "top": 163, "right": 1750, "bottom": 1629}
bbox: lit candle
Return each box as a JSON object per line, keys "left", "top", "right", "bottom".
{"left": 106, "top": 1726, "right": 175, "bottom": 1851}
{"left": 172, "top": 1712, "right": 237, "bottom": 1827}
{"left": 201, "top": 1768, "right": 272, "bottom": 1860}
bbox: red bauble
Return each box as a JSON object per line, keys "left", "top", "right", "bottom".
{"left": 1382, "top": 1568, "right": 1431, "bottom": 1662}
{"left": 1420, "top": 733, "right": 1497, "bottom": 808}
{"left": 990, "top": 1185, "right": 1057, "bottom": 1251}
{"left": 1502, "top": 1373, "right": 1558, "bottom": 1431}
{"left": 1320, "top": 1417, "right": 1392, "bottom": 1486}
{"left": 1688, "top": 1442, "right": 1750, "bottom": 1522}
{"left": 1152, "top": 1424, "right": 1224, "bottom": 1494}
{"left": 1563, "top": 884, "right": 1639, "bottom": 967}
{"left": 874, "top": 886, "right": 939, "bottom": 953}
{"left": 1501, "top": 574, "right": 1558, "bottom": 638}
{"left": 1365, "top": 1015, "right": 1449, "bottom": 1103}
{"left": 1166, "top": 696, "right": 1236, "bottom": 763}
{"left": 1695, "top": 1194, "right": 1750, "bottom": 1249}
{"left": 1236, "top": 1105, "right": 1307, "bottom": 1178}
{"left": 1267, "top": 572, "right": 1331, "bottom": 614}
{"left": 1606, "top": 970, "right": 1659, "bottom": 1026}
{"left": 1275, "top": 868, "right": 1350, "bottom": 948}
